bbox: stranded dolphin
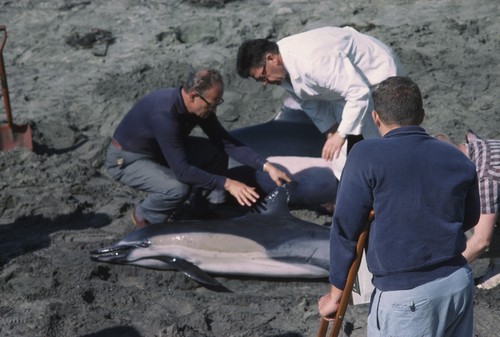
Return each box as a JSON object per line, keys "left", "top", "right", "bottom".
{"left": 90, "top": 183, "right": 330, "bottom": 291}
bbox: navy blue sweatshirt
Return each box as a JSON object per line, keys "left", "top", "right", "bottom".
{"left": 329, "top": 126, "right": 480, "bottom": 291}
{"left": 113, "top": 88, "right": 267, "bottom": 190}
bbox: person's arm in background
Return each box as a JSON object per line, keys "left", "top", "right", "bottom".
{"left": 463, "top": 213, "right": 497, "bottom": 262}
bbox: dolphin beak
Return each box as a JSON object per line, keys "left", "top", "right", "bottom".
{"left": 90, "top": 244, "right": 138, "bottom": 262}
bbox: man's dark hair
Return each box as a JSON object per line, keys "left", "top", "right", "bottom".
{"left": 236, "top": 39, "right": 280, "bottom": 78}
{"left": 372, "top": 76, "right": 424, "bottom": 126}
{"left": 184, "top": 68, "right": 224, "bottom": 94}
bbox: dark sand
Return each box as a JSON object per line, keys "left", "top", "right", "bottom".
{"left": 0, "top": 1, "right": 499, "bottom": 336}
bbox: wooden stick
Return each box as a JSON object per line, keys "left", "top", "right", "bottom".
{"left": 317, "top": 211, "right": 374, "bottom": 337}
{"left": 317, "top": 317, "right": 330, "bottom": 337}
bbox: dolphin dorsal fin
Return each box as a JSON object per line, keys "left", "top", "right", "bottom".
{"left": 250, "top": 182, "right": 296, "bottom": 216}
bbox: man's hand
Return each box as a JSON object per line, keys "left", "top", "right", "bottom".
{"left": 322, "top": 131, "right": 346, "bottom": 161}
{"left": 224, "top": 178, "right": 260, "bottom": 206}
{"left": 263, "top": 162, "right": 292, "bottom": 186}
{"left": 318, "top": 285, "right": 343, "bottom": 321}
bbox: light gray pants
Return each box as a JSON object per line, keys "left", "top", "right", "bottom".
{"left": 368, "top": 265, "right": 474, "bottom": 337}
{"left": 105, "top": 137, "right": 227, "bottom": 224}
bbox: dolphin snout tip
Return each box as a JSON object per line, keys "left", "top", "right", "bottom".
{"left": 89, "top": 245, "right": 135, "bottom": 262}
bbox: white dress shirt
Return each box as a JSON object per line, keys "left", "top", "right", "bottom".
{"left": 277, "top": 26, "right": 406, "bottom": 137}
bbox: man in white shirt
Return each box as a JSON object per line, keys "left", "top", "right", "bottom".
{"left": 236, "top": 26, "right": 406, "bottom": 165}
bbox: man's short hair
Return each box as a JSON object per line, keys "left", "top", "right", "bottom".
{"left": 236, "top": 39, "right": 279, "bottom": 78}
{"left": 372, "top": 76, "right": 424, "bottom": 126}
{"left": 184, "top": 68, "right": 224, "bottom": 94}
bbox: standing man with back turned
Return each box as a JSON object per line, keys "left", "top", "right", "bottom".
{"left": 236, "top": 26, "right": 406, "bottom": 167}
{"left": 105, "top": 68, "right": 290, "bottom": 228}
{"left": 318, "top": 77, "right": 480, "bottom": 336}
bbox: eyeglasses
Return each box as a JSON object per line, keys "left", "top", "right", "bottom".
{"left": 196, "top": 92, "right": 224, "bottom": 110}
{"left": 255, "top": 60, "right": 268, "bottom": 82}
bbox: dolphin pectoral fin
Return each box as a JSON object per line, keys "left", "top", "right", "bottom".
{"left": 142, "top": 255, "right": 232, "bottom": 293}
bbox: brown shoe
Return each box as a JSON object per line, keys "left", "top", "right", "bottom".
{"left": 131, "top": 210, "right": 150, "bottom": 229}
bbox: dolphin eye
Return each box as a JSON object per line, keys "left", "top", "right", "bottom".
{"left": 139, "top": 240, "right": 151, "bottom": 247}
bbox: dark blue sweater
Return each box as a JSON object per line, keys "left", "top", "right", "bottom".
{"left": 113, "top": 88, "right": 267, "bottom": 190}
{"left": 329, "top": 126, "right": 480, "bottom": 291}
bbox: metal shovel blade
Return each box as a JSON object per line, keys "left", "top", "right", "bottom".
{"left": 0, "top": 123, "right": 32, "bottom": 151}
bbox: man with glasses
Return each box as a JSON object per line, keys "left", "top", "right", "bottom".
{"left": 236, "top": 26, "right": 406, "bottom": 169}
{"left": 105, "top": 68, "right": 291, "bottom": 228}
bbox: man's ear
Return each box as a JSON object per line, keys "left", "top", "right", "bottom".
{"left": 267, "top": 52, "right": 279, "bottom": 64}
{"left": 418, "top": 109, "right": 425, "bottom": 124}
{"left": 188, "top": 91, "right": 197, "bottom": 101}
{"left": 372, "top": 110, "right": 381, "bottom": 128}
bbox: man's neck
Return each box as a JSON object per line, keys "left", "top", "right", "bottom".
{"left": 379, "top": 123, "right": 402, "bottom": 137}
{"left": 180, "top": 87, "right": 193, "bottom": 114}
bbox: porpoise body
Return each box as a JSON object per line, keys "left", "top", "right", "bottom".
{"left": 90, "top": 184, "right": 330, "bottom": 291}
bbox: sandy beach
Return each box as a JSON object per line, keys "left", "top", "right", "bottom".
{"left": 0, "top": 0, "right": 499, "bottom": 336}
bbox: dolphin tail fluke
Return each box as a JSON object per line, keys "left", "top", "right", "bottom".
{"left": 145, "top": 255, "right": 232, "bottom": 293}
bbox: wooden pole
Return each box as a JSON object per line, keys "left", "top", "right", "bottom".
{"left": 317, "top": 211, "right": 374, "bottom": 337}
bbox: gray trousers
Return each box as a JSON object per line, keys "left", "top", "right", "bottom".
{"left": 105, "top": 137, "right": 228, "bottom": 224}
{"left": 367, "top": 265, "right": 474, "bottom": 337}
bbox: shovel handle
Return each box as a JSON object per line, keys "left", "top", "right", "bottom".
{"left": 0, "top": 26, "right": 6, "bottom": 53}
{"left": 0, "top": 25, "right": 13, "bottom": 127}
